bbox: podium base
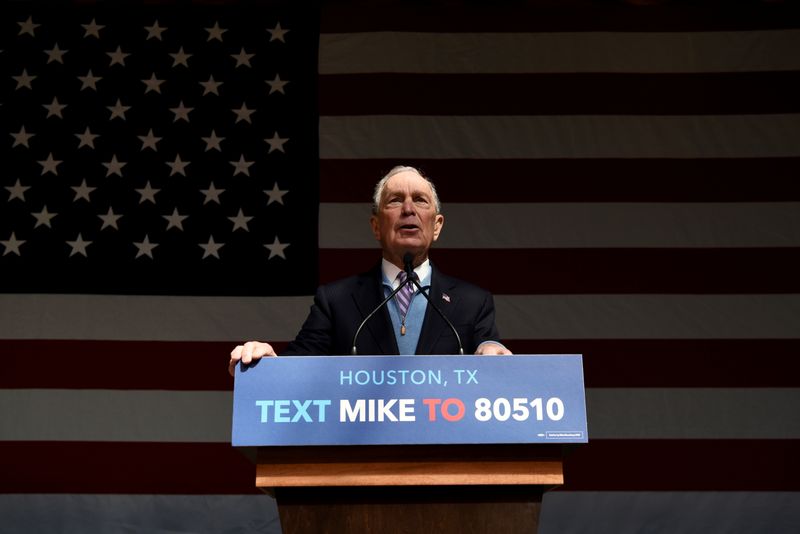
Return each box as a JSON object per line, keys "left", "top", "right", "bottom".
{"left": 276, "top": 485, "right": 543, "bottom": 534}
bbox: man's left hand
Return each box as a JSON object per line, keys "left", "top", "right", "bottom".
{"left": 474, "top": 342, "right": 512, "bottom": 355}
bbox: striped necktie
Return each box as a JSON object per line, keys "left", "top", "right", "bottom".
{"left": 395, "top": 271, "right": 416, "bottom": 335}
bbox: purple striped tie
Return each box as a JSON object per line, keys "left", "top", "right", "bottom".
{"left": 395, "top": 271, "right": 416, "bottom": 318}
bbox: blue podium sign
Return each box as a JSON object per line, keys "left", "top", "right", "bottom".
{"left": 232, "top": 355, "right": 588, "bottom": 446}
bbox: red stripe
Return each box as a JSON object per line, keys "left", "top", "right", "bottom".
{"left": 4, "top": 339, "right": 800, "bottom": 389}
{"left": 0, "top": 440, "right": 796, "bottom": 493}
{"left": 320, "top": 72, "right": 800, "bottom": 116}
{"left": 562, "top": 439, "right": 800, "bottom": 491}
{"left": 322, "top": 3, "right": 800, "bottom": 33}
{"left": 0, "top": 340, "right": 285, "bottom": 391}
{"left": 319, "top": 159, "right": 800, "bottom": 203}
{"left": 319, "top": 249, "right": 800, "bottom": 294}
{"left": 506, "top": 339, "right": 800, "bottom": 388}
{"left": 0, "top": 441, "right": 260, "bottom": 494}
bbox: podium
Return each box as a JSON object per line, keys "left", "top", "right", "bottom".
{"left": 256, "top": 443, "right": 563, "bottom": 534}
{"left": 233, "top": 355, "right": 586, "bottom": 533}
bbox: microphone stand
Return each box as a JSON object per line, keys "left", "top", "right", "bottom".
{"left": 350, "top": 277, "right": 415, "bottom": 355}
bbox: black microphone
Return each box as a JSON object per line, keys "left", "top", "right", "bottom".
{"left": 403, "top": 253, "right": 465, "bottom": 356}
{"left": 350, "top": 262, "right": 416, "bottom": 355}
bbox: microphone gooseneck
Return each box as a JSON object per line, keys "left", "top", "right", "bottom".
{"left": 350, "top": 273, "right": 413, "bottom": 355}
{"left": 408, "top": 272, "right": 465, "bottom": 356}
{"left": 352, "top": 253, "right": 465, "bottom": 356}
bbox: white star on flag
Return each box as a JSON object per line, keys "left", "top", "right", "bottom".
{"left": 38, "top": 153, "right": 62, "bottom": 176}
{"left": 45, "top": 44, "right": 68, "bottom": 64}
{"left": 200, "top": 76, "right": 223, "bottom": 96}
{"left": 228, "top": 209, "right": 253, "bottom": 232}
{"left": 5, "top": 179, "right": 30, "bottom": 202}
{"left": 107, "top": 46, "right": 130, "bottom": 67}
{"left": 82, "top": 18, "right": 105, "bottom": 38}
{"left": 170, "top": 101, "right": 193, "bottom": 122}
{"left": 265, "top": 132, "right": 289, "bottom": 153}
{"left": 265, "top": 183, "right": 288, "bottom": 205}
{"left": 11, "top": 126, "right": 34, "bottom": 148}
{"left": 232, "top": 103, "right": 255, "bottom": 124}
{"left": 206, "top": 22, "right": 227, "bottom": 42}
{"left": 142, "top": 74, "right": 165, "bottom": 94}
{"left": 232, "top": 48, "right": 255, "bottom": 68}
{"left": 1, "top": 232, "right": 25, "bottom": 256}
{"left": 166, "top": 155, "right": 190, "bottom": 176}
{"left": 103, "top": 155, "right": 126, "bottom": 177}
{"left": 98, "top": 207, "right": 123, "bottom": 231}
{"left": 266, "top": 74, "right": 288, "bottom": 95}
{"left": 230, "top": 155, "right": 254, "bottom": 176}
{"left": 78, "top": 70, "right": 102, "bottom": 91}
{"left": 43, "top": 97, "right": 67, "bottom": 119}
{"left": 164, "top": 208, "right": 188, "bottom": 231}
{"left": 138, "top": 129, "right": 161, "bottom": 151}
{"left": 18, "top": 16, "right": 40, "bottom": 37}
{"left": 202, "top": 130, "right": 225, "bottom": 152}
{"left": 199, "top": 236, "right": 224, "bottom": 259}
{"left": 265, "top": 236, "right": 289, "bottom": 259}
{"left": 200, "top": 182, "right": 225, "bottom": 205}
{"left": 134, "top": 235, "right": 159, "bottom": 259}
{"left": 13, "top": 69, "right": 36, "bottom": 90}
{"left": 32, "top": 207, "right": 57, "bottom": 229}
{"left": 145, "top": 20, "right": 167, "bottom": 40}
{"left": 66, "top": 234, "right": 92, "bottom": 257}
{"left": 75, "top": 127, "right": 99, "bottom": 149}
{"left": 107, "top": 99, "right": 131, "bottom": 121}
{"left": 136, "top": 181, "right": 160, "bottom": 204}
{"left": 170, "top": 46, "right": 192, "bottom": 67}
{"left": 267, "top": 22, "right": 289, "bottom": 42}
{"left": 71, "top": 179, "right": 96, "bottom": 203}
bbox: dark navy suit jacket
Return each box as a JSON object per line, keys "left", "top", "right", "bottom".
{"left": 282, "top": 263, "right": 501, "bottom": 356}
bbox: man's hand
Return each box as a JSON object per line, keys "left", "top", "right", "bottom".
{"left": 474, "top": 342, "right": 513, "bottom": 355}
{"left": 229, "top": 341, "right": 277, "bottom": 376}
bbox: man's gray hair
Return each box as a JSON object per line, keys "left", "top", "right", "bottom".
{"left": 371, "top": 166, "right": 441, "bottom": 214}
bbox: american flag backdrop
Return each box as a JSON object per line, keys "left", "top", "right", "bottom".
{"left": 2, "top": 1, "right": 800, "bottom": 532}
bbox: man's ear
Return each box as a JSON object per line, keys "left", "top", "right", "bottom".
{"left": 370, "top": 214, "right": 381, "bottom": 241}
{"left": 432, "top": 213, "right": 444, "bottom": 241}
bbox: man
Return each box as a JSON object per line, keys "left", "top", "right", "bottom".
{"left": 229, "top": 166, "right": 511, "bottom": 375}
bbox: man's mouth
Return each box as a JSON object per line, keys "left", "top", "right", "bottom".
{"left": 399, "top": 224, "right": 419, "bottom": 231}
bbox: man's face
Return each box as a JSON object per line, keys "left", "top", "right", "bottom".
{"left": 370, "top": 171, "right": 444, "bottom": 268}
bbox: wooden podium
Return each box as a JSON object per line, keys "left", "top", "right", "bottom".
{"left": 256, "top": 443, "right": 563, "bottom": 534}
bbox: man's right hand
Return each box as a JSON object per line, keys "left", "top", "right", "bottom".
{"left": 229, "top": 341, "right": 277, "bottom": 376}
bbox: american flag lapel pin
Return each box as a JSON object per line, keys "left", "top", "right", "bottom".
{"left": 442, "top": 292, "right": 451, "bottom": 303}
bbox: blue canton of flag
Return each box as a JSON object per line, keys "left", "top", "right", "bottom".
{"left": 0, "top": 7, "right": 319, "bottom": 296}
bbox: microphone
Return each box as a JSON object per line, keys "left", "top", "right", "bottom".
{"left": 403, "top": 253, "right": 465, "bottom": 356}
{"left": 350, "top": 259, "right": 416, "bottom": 355}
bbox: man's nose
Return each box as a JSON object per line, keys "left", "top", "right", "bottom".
{"left": 401, "top": 198, "right": 415, "bottom": 214}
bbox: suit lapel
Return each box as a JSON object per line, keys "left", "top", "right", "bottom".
{"left": 351, "top": 265, "right": 399, "bottom": 355}
{"left": 416, "top": 267, "right": 460, "bottom": 355}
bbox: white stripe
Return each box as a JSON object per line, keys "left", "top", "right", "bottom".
{"left": 320, "top": 115, "right": 800, "bottom": 159}
{"left": 2, "top": 388, "right": 798, "bottom": 441}
{"left": 496, "top": 294, "right": 800, "bottom": 340}
{"left": 319, "top": 30, "right": 800, "bottom": 74}
{"left": 0, "top": 293, "right": 312, "bottom": 341}
{"left": 320, "top": 202, "right": 800, "bottom": 249}
{"left": 540, "top": 492, "right": 800, "bottom": 534}
{"left": 587, "top": 388, "right": 800, "bottom": 439}
{"left": 0, "top": 495, "right": 281, "bottom": 534}
{"left": 0, "top": 389, "right": 233, "bottom": 442}
{"left": 2, "top": 294, "right": 799, "bottom": 341}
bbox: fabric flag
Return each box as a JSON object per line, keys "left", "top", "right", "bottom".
{"left": 2, "top": 1, "right": 800, "bottom": 532}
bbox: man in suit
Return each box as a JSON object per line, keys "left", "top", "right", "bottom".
{"left": 229, "top": 166, "right": 511, "bottom": 375}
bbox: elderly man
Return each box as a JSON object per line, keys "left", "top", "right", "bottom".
{"left": 229, "top": 166, "right": 511, "bottom": 375}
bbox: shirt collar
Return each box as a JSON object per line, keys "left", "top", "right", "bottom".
{"left": 382, "top": 257, "right": 431, "bottom": 289}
